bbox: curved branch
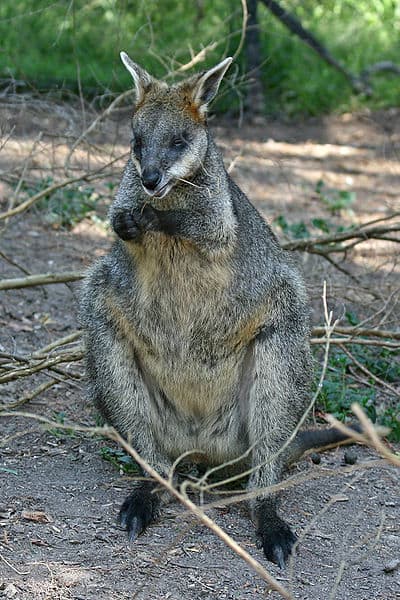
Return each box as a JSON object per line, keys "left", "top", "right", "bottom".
{"left": 283, "top": 221, "right": 400, "bottom": 252}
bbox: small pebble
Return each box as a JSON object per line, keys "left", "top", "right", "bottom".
{"left": 383, "top": 559, "right": 400, "bottom": 573}
{"left": 344, "top": 450, "right": 357, "bottom": 465}
{"left": 310, "top": 452, "right": 321, "bottom": 465}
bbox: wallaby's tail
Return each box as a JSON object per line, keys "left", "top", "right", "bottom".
{"left": 286, "top": 424, "right": 362, "bottom": 465}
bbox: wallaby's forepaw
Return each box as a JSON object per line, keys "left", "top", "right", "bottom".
{"left": 112, "top": 206, "right": 160, "bottom": 241}
{"left": 256, "top": 516, "right": 297, "bottom": 569}
{"left": 119, "top": 482, "right": 160, "bottom": 541}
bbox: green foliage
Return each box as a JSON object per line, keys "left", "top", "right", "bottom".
{"left": 100, "top": 446, "right": 141, "bottom": 475}
{"left": 0, "top": 1, "right": 399, "bottom": 115}
{"left": 20, "top": 177, "right": 108, "bottom": 228}
{"left": 315, "top": 342, "right": 400, "bottom": 442}
{"left": 47, "top": 411, "right": 76, "bottom": 438}
{"left": 272, "top": 215, "right": 311, "bottom": 238}
{"left": 315, "top": 180, "right": 356, "bottom": 214}
{"left": 272, "top": 210, "right": 354, "bottom": 239}
{"left": 258, "top": 1, "right": 400, "bottom": 114}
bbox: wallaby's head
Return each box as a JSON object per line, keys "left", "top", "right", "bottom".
{"left": 120, "top": 52, "right": 232, "bottom": 199}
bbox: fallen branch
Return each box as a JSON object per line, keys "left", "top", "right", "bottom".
{"left": 310, "top": 337, "right": 400, "bottom": 349}
{"left": 0, "top": 380, "right": 58, "bottom": 410}
{"left": 312, "top": 325, "right": 400, "bottom": 341}
{"left": 0, "top": 271, "right": 84, "bottom": 290}
{"left": 282, "top": 221, "right": 400, "bottom": 253}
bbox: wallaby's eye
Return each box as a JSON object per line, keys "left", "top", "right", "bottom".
{"left": 171, "top": 135, "right": 187, "bottom": 150}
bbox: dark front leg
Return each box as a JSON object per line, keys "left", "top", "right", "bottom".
{"left": 112, "top": 205, "right": 235, "bottom": 253}
{"left": 111, "top": 205, "right": 162, "bottom": 241}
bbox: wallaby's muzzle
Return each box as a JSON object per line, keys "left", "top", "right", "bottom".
{"left": 141, "top": 167, "right": 162, "bottom": 191}
{"left": 139, "top": 163, "right": 174, "bottom": 199}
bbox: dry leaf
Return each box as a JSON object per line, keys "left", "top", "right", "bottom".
{"left": 21, "top": 510, "right": 53, "bottom": 523}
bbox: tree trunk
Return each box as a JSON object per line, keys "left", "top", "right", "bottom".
{"left": 245, "top": 0, "right": 265, "bottom": 117}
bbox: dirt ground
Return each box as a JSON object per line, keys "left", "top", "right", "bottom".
{"left": 0, "top": 100, "right": 399, "bottom": 599}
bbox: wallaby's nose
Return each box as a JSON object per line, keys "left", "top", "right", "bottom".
{"left": 141, "top": 168, "right": 162, "bottom": 191}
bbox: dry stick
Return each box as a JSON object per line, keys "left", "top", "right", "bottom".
{"left": 357, "top": 211, "right": 400, "bottom": 230}
{"left": 0, "top": 380, "right": 57, "bottom": 410}
{"left": 184, "top": 460, "right": 386, "bottom": 515}
{"left": 174, "top": 43, "right": 218, "bottom": 73}
{"left": 0, "top": 271, "right": 84, "bottom": 290}
{"left": 329, "top": 509, "right": 386, "bottom": 600}
{"left": 0, "top": 153, "right": 126, "bottom": 221}
{"left": 0, "top": 125, "right": 15, "bottom": 153}
{"left": 288, "top": 469, "right": 366, "bottom": 595}
{"left": 231, "top": 0, "right": 248, "bottom": 62}
{"left": 312, "top": 325, "right": 400, "bottom": 341}
{"left": 283, "top": 222, "right": 400, "bottom": 252}
{"left": 64, "top": 92, "right": 134, "bottom": 170}
{"left": 33, "top": 332, "right": 82, "bottom": 356}
{"left": 0, "top": 405, "right": 392, "bottom": 599}
{"left": 0, "top": 410, "right": 389, "bottom": 513}
{"left": 0, "top": 351, "right": 84, "bottom": 384}
{"left": 0, "top": 411, "right": 293, "bottom": 600}
{"left": 0, "top": 553, "right": 29, "bottom": 576}
{"left": 0, "top": 249, "right": 31, "bottom": 276}
{"left": 66, "top": 2, "right": 247, "bottom": 168}
{"left": 311, "top": 337, "right": 400, "bottom": 348}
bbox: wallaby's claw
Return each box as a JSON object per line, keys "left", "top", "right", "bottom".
{"left": 118, "top": 483, "right": 160, "bottom": 541}
{"left": 257, "top": 518, "right": 297, "bottom": 568}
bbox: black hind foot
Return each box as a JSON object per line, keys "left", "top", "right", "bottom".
{"left": 119, "top": 480, "right": 160, "bottom": 541}
{"left": 255, "top": 501, "right": 297, "bottom": 568}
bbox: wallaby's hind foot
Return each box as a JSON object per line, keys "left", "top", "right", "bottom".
{"left": 255, "top": 500, "right": 297, "bottom": 568}
{"left": 119, "top": 481, "right": 161, "bottom": 542}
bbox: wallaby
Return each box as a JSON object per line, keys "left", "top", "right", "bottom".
{"left": 80, "top": 52, "right": 357, "bottom": 568}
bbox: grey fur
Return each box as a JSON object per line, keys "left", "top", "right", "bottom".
{"left": 80, "top": 54, "right": 340, "bottom": 567}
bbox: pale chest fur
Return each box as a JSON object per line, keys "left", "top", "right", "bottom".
{"left": 112, "top": 234, "right": 267, "bottom": 417}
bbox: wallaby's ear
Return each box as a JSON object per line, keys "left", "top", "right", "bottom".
{"left": 191, "top": 57, "right": 233, "bottom": 115}
{"left": 120, "top": 51, "right": 156, "bottom": 104}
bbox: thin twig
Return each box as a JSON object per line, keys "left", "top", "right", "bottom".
{"left": 340, "top": 345, "right": 400, "bottom": 399}
{"left": 0, "top": 351, "right": 84, "bottom": 384}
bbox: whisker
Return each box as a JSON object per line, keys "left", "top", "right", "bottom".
{"left": 175, "top": 177, "right": 202, "bottom": 189}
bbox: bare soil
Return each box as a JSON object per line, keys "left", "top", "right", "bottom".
{"left": 0, "top": 101, "right": 399, "bottom": 599}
